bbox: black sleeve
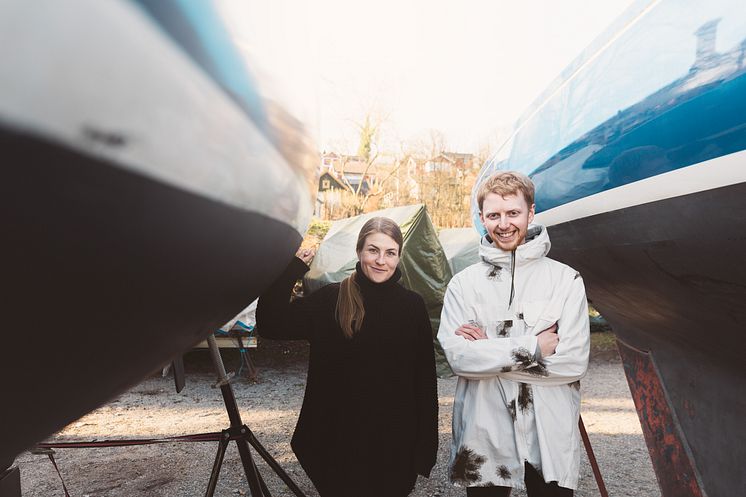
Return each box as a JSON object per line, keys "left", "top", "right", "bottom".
{"left": 412, "top": 294, "right": 439, "bottom": 478}
{"left": 256, "top": 257, "right": 315, "bottom": 341}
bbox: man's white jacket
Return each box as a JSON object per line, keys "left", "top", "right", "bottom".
{"left": 438, "top": 225, "right": 590, "bottom": 490}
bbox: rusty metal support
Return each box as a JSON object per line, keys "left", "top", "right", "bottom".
{"left": 578, "top": 415, "right": 609, "bottom": 497}
{"left": 617, "top": 339, "right": 705, "bottom": 497}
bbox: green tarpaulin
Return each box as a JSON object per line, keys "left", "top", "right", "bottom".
{"left": 304, "top": 204, "right": 453, "bottom": 376}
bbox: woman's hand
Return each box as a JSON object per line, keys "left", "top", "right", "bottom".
{"left": 296, "top": 247, "right": 315, "bottom": 265}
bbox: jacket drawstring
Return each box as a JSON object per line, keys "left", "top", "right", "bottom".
{"left": 509, "top": 250, "right": 516, "bottom": 308}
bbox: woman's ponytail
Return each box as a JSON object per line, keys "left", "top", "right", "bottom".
{"left": 336, "top": 274, "right": 365, "bottom": 338}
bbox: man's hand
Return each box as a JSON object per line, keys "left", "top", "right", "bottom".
{"left": 455, "top": 323, "right": 487, "bottom": 341}
{"left": 296, "top": 247, "right": 315, "bottom": 265}
{"left": 537, "top": 323, "right": 559, "bottom": 357}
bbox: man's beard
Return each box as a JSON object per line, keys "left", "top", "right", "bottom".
{"left": 491, "top": 228, "right": 526, "bottom": 251}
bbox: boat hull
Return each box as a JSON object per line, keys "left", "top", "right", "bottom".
{"left": 1, "top": 0, "right": 317, "bottom": 468}
{"left": 1, "top": 126, "right": 301, "bottom": 464}
{"left": 547, "top": 181, "right": 746, "bottom": 496}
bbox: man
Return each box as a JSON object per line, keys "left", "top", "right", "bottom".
{"left": 438, "top": 171, "right": 590, "bottom": 496}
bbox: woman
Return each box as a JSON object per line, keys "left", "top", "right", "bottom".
{"left": 257, "top": 217, "right": 439, "bottom": 497}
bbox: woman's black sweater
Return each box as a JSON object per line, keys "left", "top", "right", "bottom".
{"left": 256, "top": 257, "right": 438, "bottom": 497}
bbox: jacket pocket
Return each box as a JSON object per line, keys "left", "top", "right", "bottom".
{"left": 521, "top": 299, "right": 561, "bottom": 334}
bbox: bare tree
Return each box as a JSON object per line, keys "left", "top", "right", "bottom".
{"left": 333, "top": 108, "right": 405, "bottom": 216}
{"left": 427, "top": 129, "right": 448, "bottom": 159}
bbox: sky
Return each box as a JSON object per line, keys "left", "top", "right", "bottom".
{"left": 218, "top": 0, "right": 637, "bottom": 155}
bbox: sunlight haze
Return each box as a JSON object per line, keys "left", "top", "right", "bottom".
{"left": 218, "top": 0, "right": 637, "bottom": 154}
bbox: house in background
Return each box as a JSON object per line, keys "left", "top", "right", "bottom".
{"left": 424, "top": 152, "right": 475, "bottom": 175}
{"left": 320, "top": 151, "right": 341, "bottom": 173}
{"left": 316, "top": 171, "right": 344, "bottom": 218}
{"left": 318, "top": 170, "right": 344, "bottom": 193}
{"left": 316, "top": 152, "right": 379, "bottom": 218}
{"left": 337, "top": 157, "right": 374, "bottom": 195}
{"left": 318, "top": 151, "right": 376, "bottom": 194}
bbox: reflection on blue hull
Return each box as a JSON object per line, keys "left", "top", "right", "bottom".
{"left": 474, "top": 2, "right": 746, "bottom": 222}
{"left": 131, "top": 0, "right": 269, "bottom": 134}
{"left": 533, "top": 67, "right": 746, "bottom": 212}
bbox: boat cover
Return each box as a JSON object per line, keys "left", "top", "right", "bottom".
{"left": 438, "top": 227, "right": 481, "bottom": 276}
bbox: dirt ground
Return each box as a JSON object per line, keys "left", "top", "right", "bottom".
{"left": 15, "top": 334, "right": 660, "bottom": 496}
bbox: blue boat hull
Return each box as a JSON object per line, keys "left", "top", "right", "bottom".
{"left": 473, "top": 2, "right": 746, "bottom": 494}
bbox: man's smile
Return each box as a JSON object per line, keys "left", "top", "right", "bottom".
{"left": 495, "top": 230, "right": 517, "bottom": 240}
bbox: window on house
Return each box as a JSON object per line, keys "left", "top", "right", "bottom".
{"left": 322, "top": 179, "right": 331, "bottom": 189}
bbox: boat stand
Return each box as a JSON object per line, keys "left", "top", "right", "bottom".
{"left": 205, "top": 335, "right": 307, "bottom": 497}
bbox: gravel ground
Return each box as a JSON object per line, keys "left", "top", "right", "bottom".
{"left": 15, "top": 336, "right": 659, "bottom": 496}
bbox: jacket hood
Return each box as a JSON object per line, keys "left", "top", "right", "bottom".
{"left": 479, "top": 224, "right": 551, "bottom": 269}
